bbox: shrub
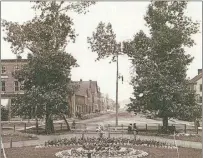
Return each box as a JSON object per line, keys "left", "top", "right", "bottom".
{"left": 1, "top": 106, "right": 9, "bottom": 121}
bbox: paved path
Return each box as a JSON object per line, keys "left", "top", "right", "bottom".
{"left": 3, "top": 133, "right": 202, "bottom": 149}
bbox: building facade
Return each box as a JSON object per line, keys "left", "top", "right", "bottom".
{"left": 1, "top": 59, "right": 103, "bottom": 119}
{"left": 1, "top": 59, "right": 27, "bottom": 120}
{"left": 188, "top": 69, "right": 202, "bottom": 104}
{"left": 69, "top": 80, "right": 102, "bottom": 117}
{"left": 1, "top": 59, "right": 26, "bottom": 95}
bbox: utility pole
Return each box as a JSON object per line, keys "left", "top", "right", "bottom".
{"left": 115, "top": 42, "right": 123, "bottom": 127}
{"left": 115, "top": 51, "right": 119, "bottom": 126}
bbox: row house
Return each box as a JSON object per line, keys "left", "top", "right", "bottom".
{"left": 69, "top": 79, "right": 101, "bottom": 117}
{"left": 188, "top": 69, "right": 202, "bottom": 104}
{"left": 1, "top": 59, "right": 103, "bottom": 119}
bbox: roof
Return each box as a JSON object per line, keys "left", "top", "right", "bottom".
{"left": 73, "top": 80, "right": 98, "bottom": 97}
{"left": 189, "top": 72, "right": 202, "bottom": 84}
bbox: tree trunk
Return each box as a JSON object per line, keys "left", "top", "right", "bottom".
{"left": 162, "top": 116, "right": 168, "bottom": 133}
{"left": 61, "top": 114, "right": 70, "bottom": 131}
{"left": 45, "top": 113, "right": 55, "bottom": 134}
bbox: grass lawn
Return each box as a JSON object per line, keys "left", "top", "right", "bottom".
{"left": 21, "top": 126, "right": 71, "bottom": 135}
{"left": 4, "top": 146, "right": 201, "bottom": 158}
{"left": 2, "top": 122, "right": 36, "bottom": 128}
{"left": 2, "top": 130, "right": 38, "bottom": 143}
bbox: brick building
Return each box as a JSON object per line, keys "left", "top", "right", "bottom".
{"left": 1, "top": 59, "right": 27, "bottom": 120}
{"left": 1, "top": 59, "right": 102, "bottom": 119}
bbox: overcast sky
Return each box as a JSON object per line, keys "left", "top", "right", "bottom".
{"left": 1, "top": 2, "right": 202, "bottom": 102}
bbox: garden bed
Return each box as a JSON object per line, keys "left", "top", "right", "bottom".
{"left": 137, "top": 132, "right": 202, "bottom": 142}
{"left": 4, "top": 146, "right": 202, "bottom": 158}
{"left": 41, "top": 137, "right": 176, "bottom": 149}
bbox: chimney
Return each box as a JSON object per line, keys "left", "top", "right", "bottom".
{"left": 198, "top": 69, "right": 202, "bottom": 75}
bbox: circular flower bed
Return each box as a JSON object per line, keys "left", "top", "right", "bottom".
{"left": 55, "top": 146, "right": 148, "bottom": 158}
{"left": 43, "top": 137, "right": 176, "bottom": 149}
{"left": 35, "top": 137, "right": 178, "bottom": 157}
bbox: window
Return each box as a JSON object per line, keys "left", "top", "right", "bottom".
{"left": 1, "top": 66, "right": 6, "bottom": 74}
{"left": 14, "top": 81, "right": 19, "bottom": 91}
{"left": 1, "top": 81, "right": 5, "bottom": 91}
{"left": 200, "top": 84, "right": 202, "bottom": 92}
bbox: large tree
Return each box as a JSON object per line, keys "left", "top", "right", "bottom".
{"left": 123, "top": 1, "right": 199, "bottom": 131}
{"left": 2, "top": 1, "right": 94, "bottom": 134}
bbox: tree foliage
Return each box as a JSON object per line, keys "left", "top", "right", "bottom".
{"left": 1, "top": 106, "right": 9, "bottom": 121}
{"left": 123, "top": 1, "right": 199, "bottom": 130}
{"left": 2, "top": 1, "right": 93, "bottom": 134}
{"left": 87, "top": 22, "right": 122, "bottom": 62}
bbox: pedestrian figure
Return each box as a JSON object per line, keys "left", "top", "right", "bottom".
{"left": 128, "top": 124, "right": 132, "bottom": 134}
{"left": 195, "top": 119, "right": 200, "bottom": 134}
{"left": 133, "top": 123, "right": 138, "bottom": 134}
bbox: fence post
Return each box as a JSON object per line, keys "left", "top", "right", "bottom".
{"left": 121, "top": 124, "right": 123, "bottom": 138}
{"left": 10, "top": 138, "right": 12, "bottom": 148}
{"left": 108, "top": 124, "right": 110, "bottom": 138}
{"left": 196, "top": 125, "right": 199, "bottom": 134}
{"left": 184, "top": 124, "right": 186, "bottom": 133}
{"left": 24, "top": 123, "right": 26, "bottom": 133}
{"left": 134, "top": 123, "right": 136, "bottom": 129}
{"left": 133, "top": 130, "right": 136, "bottom": 140}
{"left": 14, "top": 124, "right": 15, "bottom": 132}
{"left": 146, "top": 124, "right": 147, "bottom": 133}
{"left": 84, "top": 124, "right": 87, "bottom": 133}
{"left": 82, "top": 131, "right": 85, "bottom": 140}
{"left": 60, "top": 123, "right": 63, "bottom": 131}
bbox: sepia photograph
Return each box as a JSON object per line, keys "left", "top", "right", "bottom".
{"left": 0, "top": 1, "right": 202, "bottom": 158}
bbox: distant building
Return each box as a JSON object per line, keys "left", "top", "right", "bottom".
{"left": 108, "top": 98, "right": 116, "bottom": 111}
{"left": 188, "top": 69, "right": 202, "bottom": 104}
{"left": 69, "top": 80, "right": 101, "bottom": 117}
{"left": 99, "top": 93, "right": 108, "bottom": 112}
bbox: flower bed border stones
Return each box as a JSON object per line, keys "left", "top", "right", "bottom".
{"left": 172, "top": 133, "right": 200, "bottom": 137}
{"left": 55, "top": 147, "right": 149, "bottom": 158}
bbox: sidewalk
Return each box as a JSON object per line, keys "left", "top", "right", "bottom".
{"left": 3, "top": 133, "right": 202, "bottom": 149}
